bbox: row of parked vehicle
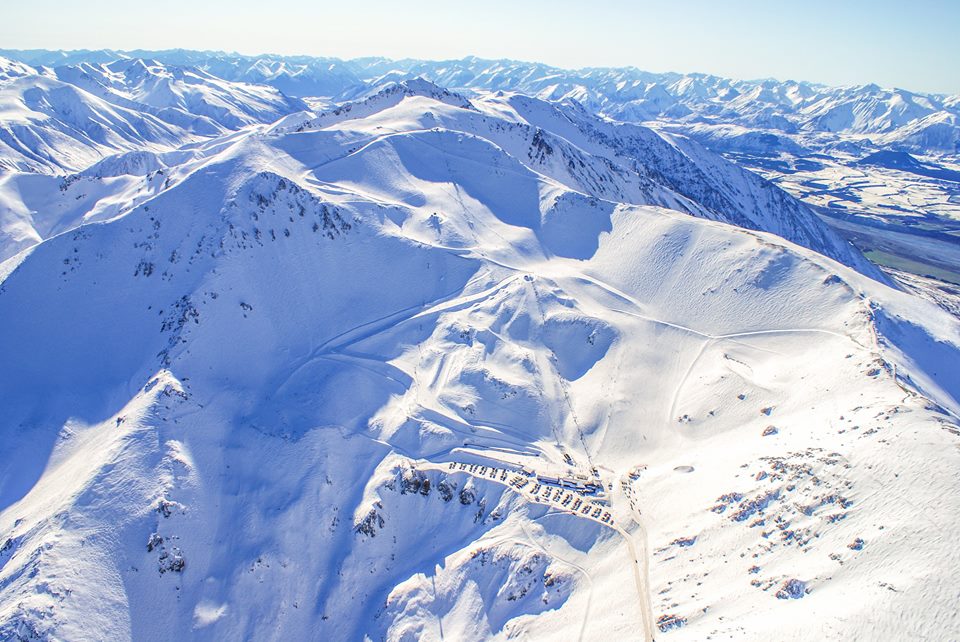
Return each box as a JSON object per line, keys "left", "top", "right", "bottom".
{"left": 449, "top": 461, "right": 509, "bottom": 482}
{"left": 446, "top": 461, "right": 614, "bottom": 526}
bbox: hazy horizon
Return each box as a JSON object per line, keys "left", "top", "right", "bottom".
{"left": 2, "top": 46, "right": 955, "bottom": 98}
{"left": 4, "top": 0, "right": 958, "bottom": 94}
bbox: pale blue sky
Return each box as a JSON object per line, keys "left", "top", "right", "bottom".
{"left": 3, "top": 0, "right": 958, "bottom": 93}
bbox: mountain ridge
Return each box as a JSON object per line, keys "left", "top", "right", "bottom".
{"left": 0, "top": 72, "right": 880, "bottom": 281}
{"left": 1, "top": 51, "right": 959, "bottom": 642}
{"left": 2, "top": 88, "right": 958, "bottom": 639}
{"left": 3, "top": 49, "right": 957, "bottom": 157}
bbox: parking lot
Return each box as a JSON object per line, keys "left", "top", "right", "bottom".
{"left": 444, "top": 461, "right": 615, "bottom": 527}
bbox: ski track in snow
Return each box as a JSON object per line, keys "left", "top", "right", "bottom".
{"left": 0, "top": 66, "right": 958, "bottom": 642}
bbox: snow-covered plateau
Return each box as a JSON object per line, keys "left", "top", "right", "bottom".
{"left": 0, "top": 54, "right": 958, "bottom": 642}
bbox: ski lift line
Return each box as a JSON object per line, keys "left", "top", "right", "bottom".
{"left": 524, "top": 280, "right": 570, "bottom": 452}
{"left": 667, "top": 338, "right": 713, "bottom": 427}
{"left": 529, "top": 279, "right": 596, "bottom": 469}
{"left": 589, "top": 336, "right": 626, "bottom": 461}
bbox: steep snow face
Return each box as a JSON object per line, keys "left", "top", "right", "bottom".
{"left": 52, "top": 59, "right": 306, "bottom": 132}
{"left": 0, "top": 59, "right": 304, "bottom": 174}
{"left": 0, "top": 57, "right": 35, "bottom": 82}
{"left": 0, "top": 72, "right": 191, "bottom": 174}
{"left": 0, "top": 77, "right": 875, "bottom": 278}
{"left": 801, "top": 87, "right": 944, "bottom": 135}
{"left": 876, "top": 111, "right": 960, "bottom": 154}
{"left": 1, "top": 90, "right": 959, "bottom": 642}
{"left": 267, "top": 81, "right": 877, "bottom": 277}
{"left": 493, "top": 95, "right": 876, "bottom": 275}
{"left": 0, "top": 157, "right": 181, "bottom": 261}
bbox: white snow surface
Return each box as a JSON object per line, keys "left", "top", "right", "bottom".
{"left": 0, "top": 56, "right": 305, "bottom": 174}
{"left": 0, "top": 77, "right": 876, "bottom": 278}
{"left": 4, "top": 51, "right": 957, "bottom": 156}
{"left": 0, "top": 83, "right": 959, "bottom": 642}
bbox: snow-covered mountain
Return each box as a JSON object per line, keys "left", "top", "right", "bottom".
{"left": 51, "top": 58, "right": 306, "bottom": 132}
{"left": 1, "top": 49, "right": 366, "bottom": 101}
{"left": 1, "top": 77, "right": 958, "bottom": 642}
{"left": 0, "top": 75, "right": 875, "bottom": 277}
{"left": 352, "top": 58, "right": 959, "bottom": 156}
{"left": 0, "top": 56, "right": 305, "bottom": 173}
{"left": 5, "top": 50, "right": 956, "bottom": 157}
{"left": 0, "top": 59, "right": 188, "bottom": 174}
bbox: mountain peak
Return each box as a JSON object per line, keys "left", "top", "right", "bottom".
{"left": 380, "top": 76, "right": 475, "bottom": 109}
{"left": 1, "top": 48, "right": 959, "bottom": 642}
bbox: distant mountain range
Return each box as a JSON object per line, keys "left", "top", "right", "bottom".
{"left": 0, "top": 54, "right": 304, "bottom": 173}
{"left": 4, "top": 49, "right": 957, "bottom": 158}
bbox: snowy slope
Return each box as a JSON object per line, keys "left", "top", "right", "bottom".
{"left": 203, "top": 79, "right": 879, "bottom": 276}
{"left": 51, "top": 58, "right": 306, "bottom": 132}
{"left": 0, "top": 65, "right": 190, "bottom": 174}
{"left": 0, "top": 57, "right": 304, "bottom": 174}
{"left": 0, "top": 49, "right": 368, "bottom": 100}
{"left": 5, "top": 50, "right": 956, "bottom": 157}
{"left": 0, "top": 153, "right": 182, "bottom": 261}
{"left": 0, "top": 76, "right": 877, "bottom": 276}
{"left": 361, "top": 58, "right": 960, "bottom": 156}
{"left": 488, "top": 95, "right": 875, "bottom": 274}
{"left": 1, "top": 87, "right": 959, "bottom": 642}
